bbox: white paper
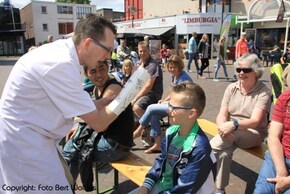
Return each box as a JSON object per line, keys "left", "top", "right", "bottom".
{"left": 108, "top": 67, "right": 150, "bottom": 115}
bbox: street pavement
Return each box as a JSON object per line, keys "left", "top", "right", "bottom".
{"left": 0, "top": 56, "right": 273, "bottom": 194}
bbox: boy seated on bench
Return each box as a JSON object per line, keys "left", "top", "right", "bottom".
{"left": 129, "top": 82, "right": 216, "bottom": 194}
{"left": 62, "top": 61, "right": 134, "bottom": 191}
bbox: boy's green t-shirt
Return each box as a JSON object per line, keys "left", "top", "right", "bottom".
{"left": 157, "top": 123, "right": 199, "bottom": 191}
{"left": 157, "top": 132, "right": 186, "bottom": 191}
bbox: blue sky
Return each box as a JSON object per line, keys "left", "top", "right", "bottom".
{"left": 12, "top": 0, "right": 124, "bottom": 11}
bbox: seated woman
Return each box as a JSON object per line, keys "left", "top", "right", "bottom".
{"left": 133, "top": 55, "right": 193, "bottom": 154}
{"left": 210, "top": 53, "right": 272, "bottom": 194}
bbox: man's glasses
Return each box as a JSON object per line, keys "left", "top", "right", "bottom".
{"left": 91, "top": 38, "right": 112, "bottom": 53}
{"left": 168, "top": 103, "right": 193, "bottom": 111}
{"left": 236, "top": 68, "right": 253, "bottom": 74}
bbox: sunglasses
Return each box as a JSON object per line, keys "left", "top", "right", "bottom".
{"left": 236, "top": 68, "right": 253, "bottom": 74}
{"left": 168, "top": 103, "right": 192, "bottom": 111}
{"left": 91, "top": 38, "right": 112, "bottom": 53}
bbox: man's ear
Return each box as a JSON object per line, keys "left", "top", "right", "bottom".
{"left": 83, "top": 38, "right": 92, "bottom": 50}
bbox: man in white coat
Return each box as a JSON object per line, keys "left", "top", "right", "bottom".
{"left": 0, "top": 14, "right": 122, "bottom": 194}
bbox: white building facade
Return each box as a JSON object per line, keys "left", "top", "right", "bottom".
{"left": 20, "top": 1, "right": 96, "bottom": 47}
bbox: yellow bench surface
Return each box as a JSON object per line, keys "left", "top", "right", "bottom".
{"left": 198, "top": 119, "right": 267, "bottom": 160}
{"left": 109, "top": 152, "right": 152, "bottom": 186}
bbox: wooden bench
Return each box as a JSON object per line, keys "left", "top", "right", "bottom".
{"left": 197, "top": 118, "right": 268, "bottom": 160}
{"left": 95, "top": 119, "right": 267, "bottom": 193}
{"left": 95, "top": 152, "right": 151, "bottom": 193}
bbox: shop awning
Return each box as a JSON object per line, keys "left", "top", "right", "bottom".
{"left": 117, "top": 26, "right": 175, "bottom": 36}
{"left": 139, "top": 26, "right": 175, "bottom": 36}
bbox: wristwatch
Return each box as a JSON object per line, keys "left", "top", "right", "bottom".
{"left": 232, "top": 118, "right": 239, "bottom": 131}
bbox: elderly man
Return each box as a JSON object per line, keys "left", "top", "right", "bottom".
{"left": 0, "top": 14, "right": 121, "bottom": 194}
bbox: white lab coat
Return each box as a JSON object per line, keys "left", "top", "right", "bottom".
{"left": 0, "top": 39, "right": 95, "bottom": 194}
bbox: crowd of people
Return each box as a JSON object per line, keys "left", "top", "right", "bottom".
{"left": 2, "top": 13, "right": 290, "bottom": 194}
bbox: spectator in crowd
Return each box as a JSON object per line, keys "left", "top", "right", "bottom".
{"left": 235, "top": 32, "right": 249, "bottom": 60}
{"left": 198, "top": 33, "right": 210, "bottom": 79}
{"left": 187, "top": 32, "right": 199, "bottom": 73}
{"left": 62, "top": 61, "right": 134, "bottom": 191}
{"left": 160, "top": 44, "right": 171, "bottom": 69}
{"left": 131, "top": 41, "right": 163, "bottom": 118}
{"left": 213, "top": 36, "right": 229, "bottom": 81}
{"left": 144, "top": 35, "right": 150, "bottom": 45}
{"left": 129, "top": 82, "right": 216, "bottom": 194}
{"left": 270, "top": 53, "right": 289, "bottom": 104}
{"left": 254, "top": 86, "right": 290, "bottom": 194}
{"left": 0, "top": 14, "right": 121, "bottom": 193}
{"left": 133, "top": 55, "right": 193, "bottom": 154}
{"left": 116, "top": 58, "right": 135, "bottom": 86}
{"left": 269, "top": 44, "right": 282, "bottom": 65}
{"left": 210, "top": 54, "right": 272, "bottom": 194}
{"left": 117, "top": 39, "right": 131, "bottom": 64}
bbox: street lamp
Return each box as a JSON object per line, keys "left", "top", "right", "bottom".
{"left": 129, "top": 6, "right": 137, "bottom": 28}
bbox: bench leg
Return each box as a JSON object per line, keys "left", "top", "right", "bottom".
{"left": 95, "top": 163, "right": 118, "bottom": 194}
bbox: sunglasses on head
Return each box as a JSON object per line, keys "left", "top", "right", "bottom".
{"left": 236, "top": 68, "right": 253, "bottom": 73}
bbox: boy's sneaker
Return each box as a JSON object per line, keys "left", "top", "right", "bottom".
{"left": 213, "top": 189, "right": 226, "bottom": 194}
{"left": 213, "top": 78, "right": 220, "bottom": 82}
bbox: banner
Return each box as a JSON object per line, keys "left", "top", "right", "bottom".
{"left": 276, "top": 0, "right": 285, "bottom": 23}
{"left": 220, "top": 14, "right": 232, "bottom": 54}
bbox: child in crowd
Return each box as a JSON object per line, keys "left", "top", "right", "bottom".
{"left": 160, "top": 44, "right": 171, "bottom": 69}
{"left": 129, "top": 82, "right": 216, "bottom": 194}
{"left": 116, "top": 58, "right": 134, "bottom": 86}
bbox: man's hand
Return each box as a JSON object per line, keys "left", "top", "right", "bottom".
{"left": 267, "top": 176, "right": 290, "bottom": 194}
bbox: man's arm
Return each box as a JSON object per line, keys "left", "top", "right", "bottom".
{"left": 79, "top": 84, "right": 122, "bottom": 132}
{"left": 268, "top": 121, "right": 288, "bottom": 177}
{"left": 132, "top": 76, "right": 156, "bottom": 103}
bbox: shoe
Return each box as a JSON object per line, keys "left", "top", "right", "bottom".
{"left": 198, "top": 75, "right": 206, "bottom": 79}
{"left": 213, "top": 189, "right": 226, "bottom": 194}
{"left": 187, "top": 70, "right": 193, "bottom": 73}
{"left": 213, "top": 78, "right": 219, "bottom": 82}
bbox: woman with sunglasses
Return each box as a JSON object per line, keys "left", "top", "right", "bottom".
{"left": 210, "top": 53, "right": 272, "bottom": 194}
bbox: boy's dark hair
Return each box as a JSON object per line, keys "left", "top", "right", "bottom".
{"left": 73, "top": 13, "right": 117, "bottom": 45}
{"left": 171, "top": 82, "right": 206, "bottom": 117}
